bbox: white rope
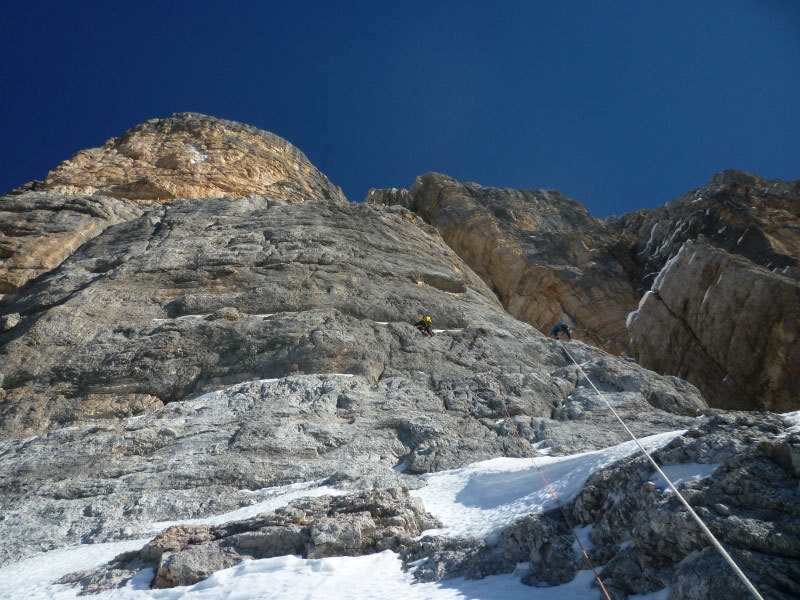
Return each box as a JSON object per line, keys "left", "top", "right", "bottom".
{"left": 558, "top": 340, "right": 765, "bottom": 600}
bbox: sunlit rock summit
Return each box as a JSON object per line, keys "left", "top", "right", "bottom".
{"left": 0, "top": 114, "right": 798, "bottom": 599}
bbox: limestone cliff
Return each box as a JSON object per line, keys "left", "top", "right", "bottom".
{"left": 24, "top": 112, "right": 346, "bottom": 205}
{"left": 369, "top": 169, "right": 800, "bottom": 411}
{"left": 1, "top": 113, "right": 346, "bottom": 295}
{"left": 0, "top": 194, "right": 513, "bottom": 436}
{"left": 366, "top": 174, "right": 640, "bottom": 356}
{"left": 628, "top": 240, "right": 800, "bottom": 412}
{"left": 615, "top": 170, "right": 800, "bottom": 410}
{"left": 609, "top": 169, "right": 800, "bottom": 283}
{"left": 0, "top": 115, "right": 797, "bottom": 598}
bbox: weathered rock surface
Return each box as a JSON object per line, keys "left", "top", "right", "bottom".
{"left": 0, "top": 115, "right": 794, "bottom": 598}
{"left": 23, "top": 112, "right": 347, "bottom": 205}
{"left": 609, "top": 169, "right": 800, "bottom": 284}
{"left": 367, "top": 174, "right": 641, "bottom": 355}
{"left": 369, "top": 169, "right": 800, "bottom": 411}
{"left": 0, "top": 192, "right": 142, "bottom": 294}
{"left": 0, "top": 346, "right": 705, "bottom": 568}
{"left": 59, "top": 488, "right": 439, "bottom": 593}
{"left": 1, "top": 113, "right": 346, "bottom": 296}
{"left": 573, "top": 410, "right": 800, "bottom": 599}
{"left": 404, "top": 411, "right": 800, "bottom": 599}
{"left": 628, "top": 241, "right": 800, "bottom": 411}
{"left": 0, "top": 194, "right": 503, "bottom": 436}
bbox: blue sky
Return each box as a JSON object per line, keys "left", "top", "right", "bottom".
{"left": 2, "top": 1, "right": 798, "bottom": 217}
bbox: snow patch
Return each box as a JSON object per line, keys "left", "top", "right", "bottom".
{"left": 571, "top": 524, "right": 595, "bottom": 555}
{"left": 782, "top": 411, "right": 800, "bottom": 436}
{"left": 413, "top": 430, "right": 683, "bottom": 543}
{"left": 701, "top": 286, "right": 712, "bottom": 306}
{"left": 650, "top": 463, "right": 720, "bottom": 492}
{"left": 151, "top": 314, "right": 212, "bottom": 324}
{"left": 187, "top": 143, "right": 208, "bottom": 164}
{"left": 652, "top": 251, "right": 682, "bottom": 291}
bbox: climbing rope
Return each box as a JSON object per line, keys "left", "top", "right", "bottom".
{"left": 557, "top": 340, "right": 765, "bottom": 600}
{"left": 499, "top": 403, "right": 613, "bottom": 599}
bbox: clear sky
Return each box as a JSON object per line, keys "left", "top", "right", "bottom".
{"left": 2, "top": 1, "right": 798, "bottom": 217}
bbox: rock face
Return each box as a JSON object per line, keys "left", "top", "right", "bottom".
{"left": 615, "top": 170, "right": 800, "bottom": 410}
{"left": 0, "top": 115, "right": 796, "bottom": 598}
{"left": 0, "top": 192, "right": 142, "bottom": 293}
{"left": 628, "top": 241, "right": 800, "bottom": 412}
{"left": 609, "top": 169, "right": 800, "bottom": 284}
{"left": 369, "top": 169, "right": 800, "bottom": 411}
{"left": 1, "top": 113, "right": 345, "bottom": 297}
{"left": 25, "top": 112, "right": 347, "bottom": 205}
{"left": 366, "top": 174, "right": 641, "bottom": 356}
{"left": 0, "top": 192, "right": 521, "bottom": 436}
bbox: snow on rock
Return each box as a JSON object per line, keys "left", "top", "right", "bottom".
{"left": 412, "top": 431, "right": 682, "bottom": 543}
{"left": 650, "top": 462, "right": 721, "bottom": 492}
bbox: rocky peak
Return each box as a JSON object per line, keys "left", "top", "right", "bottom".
{"left": 0, "top": 114, "right": 347, "bottom": 295}
{"left": 23, "top": 112, "right": 347, "bottom": 204}
{"left": 609, "top": 169, "right": 800, "bottom": 283}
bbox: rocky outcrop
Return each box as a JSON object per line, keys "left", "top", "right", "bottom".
{"left": 24, "top": 113, "right": 347, "bottom": 205}
{"left": 617, "top": 170, "right": 800, "bottom": 411}
{"left": 609, "top": 169, "right": 800, "bottom": 284}
{"left": 574, "top": 410, "right": 800, "bottom": 599}
{"left": 403, "top": 411, "right": 800, "bottom": 599}
{"left": 59, "top": 488, "right": 440, "bottom": 593}
{"left": 366, "top": 174, "right": 641, "bottom": 355}
{"left": 1, "top": 113, "right": 346, "bottom": 296}
{"left": 628, "top": 240, "right": 800, "bottom": 412}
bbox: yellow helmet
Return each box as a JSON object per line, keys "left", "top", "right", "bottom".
{"left": 423, "top": 316, "right": 432, "bottom": 324}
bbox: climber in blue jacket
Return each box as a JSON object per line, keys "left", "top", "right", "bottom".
{"left": 550, "top": 321, "right": 571, "bottom": 340}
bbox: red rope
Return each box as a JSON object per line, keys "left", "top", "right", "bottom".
{"left": 501, "top": 401, "right": 612, "bottom": 600}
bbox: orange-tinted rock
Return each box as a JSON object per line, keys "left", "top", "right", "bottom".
{"left": 31, "top": 112, "right": 347, "bottom": 205}
{"left": 367, "top": 173, "right": 641, "bottom": 355}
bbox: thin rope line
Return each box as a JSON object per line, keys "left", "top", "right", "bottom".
{"left": 558, "top": 340, "right": 765, "bottom": 600}
{"left": 500, "top": 402, "right": 613, "bottom": 600}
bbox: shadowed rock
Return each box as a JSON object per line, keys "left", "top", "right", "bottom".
{"left": 628, "top": 241, "right": 800, "bottom": 411}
